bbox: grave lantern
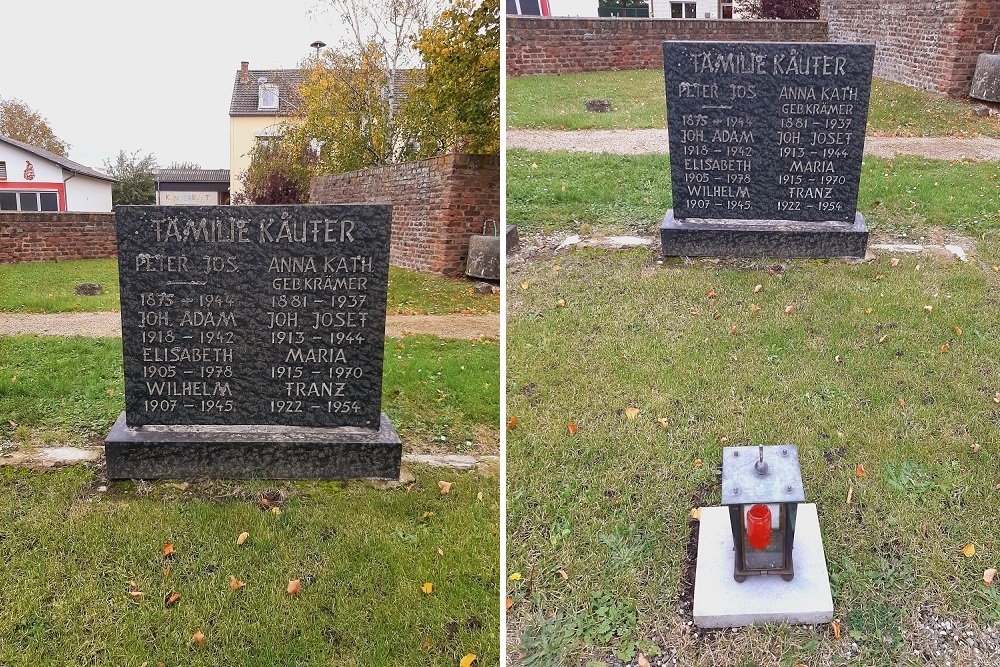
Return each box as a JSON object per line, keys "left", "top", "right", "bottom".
{"left": 721, "top": 445, "right": 805, "bottom": 582}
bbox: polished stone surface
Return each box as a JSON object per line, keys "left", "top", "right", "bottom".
{"left": 661, "top": 209, "right": 869, "bottom": 258}
{"left": 663, "top": 41, "right": 875, "bottom": 224}
{"left": 115, "top": 205, "right": 391, "bottom": 428}
{"left": 105, "top": 411, "right": 402, "bottom": 479}
{"left": 693, "top": 504, "right": 834, "bottom": 628}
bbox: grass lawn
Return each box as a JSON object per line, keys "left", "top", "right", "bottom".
{"left": 0, "top": 334, "right": 500, "bottom": 455}
{"left": 507, "top": 71, "right": 1000, "bottom": 137}
{"left": 506, "top": 246, "right": 1000, "bottom": 666}
{"left": 506, "top": 150, "right": 1000, "bottom": 237}
{"left": 0, "top": 463, "right": 499, "bottom": 666}
{"left": 0, "top": 260, "right": 499, "bottom": 315}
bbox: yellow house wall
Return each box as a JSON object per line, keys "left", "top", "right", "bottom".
{"left": 229, "top": 115, "right": 287, "bottom": 198}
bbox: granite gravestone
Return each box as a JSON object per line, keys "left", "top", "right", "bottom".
{"left": 104, "top": 205, "right": 402, "bottom": 480}
{"left": 661, "top": 41, "right": 875, "bottom": 258}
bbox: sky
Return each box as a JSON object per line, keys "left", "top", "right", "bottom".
{"left": 1, "top": 0, "right": 346, "bottom": 170}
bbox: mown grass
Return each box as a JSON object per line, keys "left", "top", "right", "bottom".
{"left": 0, "top": 463, "right": 499, "bottom": 666}
{"left": 0, "top": 334, "right": 500, "bottom": 454}
{"left": 506, "top": 246, "right": 1000, "bottom": 666}
{"left": 506, "top": 150, "right": 1000, "bottom": 237}
{"left": 507, "top": 71, "right": 1000, "bottom": 137}
{"left": 0, "top": 260, "right": 499, "bottom": 315}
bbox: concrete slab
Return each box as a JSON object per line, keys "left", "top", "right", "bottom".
{"left": 693, "top": 503, "right": 833, "bottom": 628}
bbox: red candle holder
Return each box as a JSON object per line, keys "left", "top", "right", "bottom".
{"left": 745, "top": 503, "right": 772, "bottom": 550}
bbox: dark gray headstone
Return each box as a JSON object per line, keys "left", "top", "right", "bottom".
{"left": 660, "top": 41, "right": 875, "bottom": 258}
{"left": 105, "top": 205, "right": 401, "bottom": 479}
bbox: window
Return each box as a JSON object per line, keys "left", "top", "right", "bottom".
{"left": 507, "top": 0, "right": 542, "bottom": 14}
{"left": 670, "top": 1, "right": 697, "bottom": 18}
{"left": 0, "top": 161, "right": 6, "bottom": 180}
{"left": 721, "top": 0, "right": 733, "bottom": 18}
{"left": 258, "top": 83, "right": 279, "bottom": 111}
{"left": 0, "top": 190, "right": 59, "bottom": 211}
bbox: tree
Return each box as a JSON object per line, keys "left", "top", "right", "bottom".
{"left": 232, "top": 137, "right": 313, "bottom": 205}
{"left": 0, "top": 97, "right": 70, "bottom": 156}
{"left": 293, "top": 41, "right": 413, "bottom": 175}
{"left": 404, "top": 0, "right": 500, "bottom": 156}
{"left": 735, "top": 0, "right": 818, "bottom": 19}
{"left": 104, "top": 150, "right": 158, "bottom": 206}
{"left": 167, "top": 161, "right": 202, "bottom": 170}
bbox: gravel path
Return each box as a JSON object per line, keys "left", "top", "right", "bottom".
{"left": 0, "top": 312, "right": 500, "bottom": 340}
{"left": 507, "top": 129, "right": 1000, "bottom": 161}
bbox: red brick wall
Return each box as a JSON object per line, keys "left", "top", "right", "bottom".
{"left": 506, "top": 16, "right": 829, "bottom": 77}
{"left": 823, "top": 0, "right": 1000, "bottom": 97}
{"left": 310, "top": 154, "right": 500, "bottom": 277}
{"left": 0, "top": 212, "right": 117, "bottom": 264}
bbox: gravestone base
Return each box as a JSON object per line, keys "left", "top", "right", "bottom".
{"left": 105, "top": 412, "right": 402, "bottom": 480}
{"left": 692, "top": 504, "right": 834, "bottom": 628}
{"left": 661, "top": 210, "right": 869, "bottom": 259}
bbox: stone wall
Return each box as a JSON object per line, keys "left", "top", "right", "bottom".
{"left": 310, "top": 154, "right": 500, "bottom": 277}
{"left": 0, "top": 212, "right": 117, "bottom": 264}
{"left": 823, "top": 0, "right": 1000, "bottom": 97}
{"left": 506, "top": 16, "right": 829, "bottom": 77}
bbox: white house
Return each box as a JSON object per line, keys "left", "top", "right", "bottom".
{"left": 0, "top": 135, "right": 114, "bottom": 212}
{"left": 651, "top": 0, "right": 736, "bottom": 19}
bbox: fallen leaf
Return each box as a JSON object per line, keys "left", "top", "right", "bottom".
{"left": 855, "top": 463, "right": 866, "bottom": 477}
{"left": 876, "top": 273, "right": 884, "bottom": 281}
{"left": 954, "top": 326, "right": 963, "bottom": 337}
{"left": 835, "top": 354, "right": 843, "bottom": 363}
{"left": 753, "top": 284, "right": 762, "bottom": 293}
{"left": 878, "top": 334, "right": 889, "bottom": 343}
{"left": 985, "top": 568, "right": 997, "bottom": 586}
{"left": 719, "top": 435, "right": 729, "bottom": 443}
{"left": 567, "top": 422, "right": 578, "bottom": 436}
{"left": 438, "top": 481, "right": 452, "bottom": 494}
{"left": 192, "top": 631, "right": 205, "bottom": 647}
{"left": 556, "top": 298, "right": 566, "bottom": 308}
{"left": 421, "top": 639, "right": 431, "bottom": 651}
{"left": 423, "top": 511, "right": 435, "bottom": 518}
{"left": 712, "top": 311, "right": 721, "bottom": 320}
{"left": 229, "top": 576, "right": 245, "bottom": 591}
{"left": 460, "top": 654, "right": 477, "bottom": 667}
{"left": 962, "top": 543, "right": 976, "bottom": 558}
{"left": 846, "top": 486, "right": 854, "bottom": 505}
{"left": 162, "top": 543, "right": 175, "bottom": 558}
{"left": 707, "top": 288, "right": 716, "bottom": 298}
{"left": 994, "top": 392, "right": 1000, "bottom": 404}
{"left": 832, "top": 619, "right": 842, "bottom": 639}
{"left": 128, "top": 591, "right": 144, "bottom": 601}
{"left": 890, "top": 258, "right": 900, "bottom": 267}
{"left": 784, "top": 304, "right": 796, "bottom": 314}
{"left": 509, "top": 572, "right": 522, "bottom": 581}
{"left": 690, "top": 507, "right": 701, "bottom": 521}
{"left": 693, "top": 458, "right": 703, "bottom": 468}
{"left": 507, "top": 416, "right": 519, "bottom": 430}
{"left": 476, "top": 491, "right": 484, "bottom": 501}
{"left": 437, "top": 548, "right": 444, "bottom": 556}
{"left": 164, "top": 592, "right": 181, "bottom": 608}
{"left": 106, "top": 387, "right": 114, "bottom": 396}
{"left": 656, "top": 416, "right": 669, "bottom": 429}
{"left": 940, "top": 343, "right": 950, "bottom": 353}
{"left": 899, "top": 398, "right": 906, "bottom": 408}
{"left": 750, "top": 303, "right": 760, "bottom": 313}
{"left": 866, "top": 307, "right": 874, "bottom": 315}
{"left": 287, "top": 579, "right": 302, "bottom": 595}
{"left": 236, "top": 531, "right": 249, "bottom": 545}
{"left": 924, "top": 305, "right": 933, "bottom": 313}
{"left": 729, "top": 325, "right": 738, "bottom": 335}
{"left": 271, "top": 506, "right": 282, "bottom": 516}
{"left": 505, "top": 597, "right": 513, "bottom": 609}
{"left": 971, "top": 443, "right": 981, "bottom": 454}
{"left": 421, "top": 582, "right": 433, "bottom": 594}
{"left": 557, "top": 569, "right": 568, "bottom": 580}
{"left": 624, "top": 407, "right": 640, "bottom": 420}
{"left": 638, "top": 653, "right": 651, "bottom": 667}
{"left": 521, "top": 280, "right": 530, "bottom": 290}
